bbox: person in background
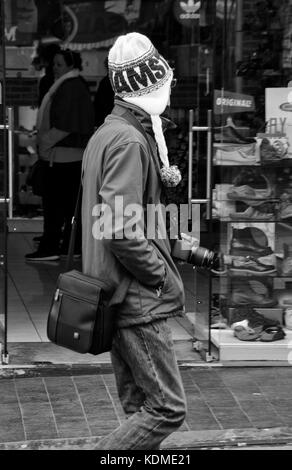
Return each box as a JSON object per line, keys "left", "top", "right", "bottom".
{"left": 32, "top": 43, "right": 61, "bottom": 106}
{"left": 82, "top": 32, "right": 187, "bottom": 450}
{"left": 26, "top": 49, "right": 95, "bottom": 261}
{"left": 93, "top": 57, "right": 115, "bottom": 128}
{"left": 30, "top": 43, "right": 62, "bottom": 245}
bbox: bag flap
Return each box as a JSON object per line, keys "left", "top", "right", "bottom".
{"left": 57, "top": 270, "right": 112, "bottom": 304}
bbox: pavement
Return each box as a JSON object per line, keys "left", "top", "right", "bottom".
{"left": 1, "top": 362, "right": 292, "bottom": 451}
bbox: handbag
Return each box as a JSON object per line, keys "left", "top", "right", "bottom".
{"left": 26, "top": 159, "right": 48, "bottom": 197}
{"left": 47, "top": 269, "right": 116, "bottom": 355}
{"left": 47, "top": 184, "right": 129, "bottom": 355}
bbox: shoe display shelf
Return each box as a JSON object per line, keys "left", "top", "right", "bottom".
{"left": 210, "top": 143, "right": 292, "bottom": 363}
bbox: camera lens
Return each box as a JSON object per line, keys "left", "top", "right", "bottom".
{"left": 189, "top": 246, "right": 215, "bottom": 268}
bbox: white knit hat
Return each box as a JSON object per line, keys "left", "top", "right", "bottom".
{"left": 108, "top": 32, "right": 181, "bottom": 187}
{"left": 108, "top": 32, "right": 172, "bottom": 98}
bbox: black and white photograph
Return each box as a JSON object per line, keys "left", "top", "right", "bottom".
{"left": 1, "top": 0, "right": 292, "bottom": 458}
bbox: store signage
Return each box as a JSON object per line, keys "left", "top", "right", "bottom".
{"left": 214, "top": 90, "right": 255, "bottom": 114}
{"left": 4, "top": 0, "right": 61, "bottom": 45}
{"left": 4, "top": 26, "right": 18, "bottom": 42}
{"left": 3, "top": 0, "right": 145, "bottom": 48}
{"left": 266, "top": 87, "right": 292, "bottom": 157}
{"left": 173, "top": 0, "right": 201, "bottom": 25}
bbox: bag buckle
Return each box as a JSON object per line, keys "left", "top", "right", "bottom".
{"left": 54, "top": 288, "right": 60, "bottom": 301}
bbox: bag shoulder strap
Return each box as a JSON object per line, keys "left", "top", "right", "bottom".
{"left": 66, "top": 182, "right": 82, "bottom": 271}
{"left": 66, "top": 109, "right": 158, "bottom": 297}
{"left": 66, "top": 188, "right": 130, "bottom": 305}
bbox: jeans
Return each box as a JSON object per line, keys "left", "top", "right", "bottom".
{"left": 95, "top": 318, "right": 187, "bottom": 450}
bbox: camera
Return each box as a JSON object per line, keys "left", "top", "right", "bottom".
{"left": 188, "top": 245, "right": 220, "bottom": 270}
{"left": 172, "top": 238, "right": 224, "bottom": 272}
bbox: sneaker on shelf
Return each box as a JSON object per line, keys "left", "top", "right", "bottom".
{"left": 230, "top": 239, "right": 273, "bottom": 257}
{"left": 230, "top": 255, "right": 276, "bottom": 275}
{"left": 25, "top": 250, "right": 60, "bottom": 261}
{"left": 260, "top": 325, "right": 286, "bottom": 342}
{"left": 230, "top": 227, "right": 273, "bottom": 257}
{"left": 230, "top": 305, "right": 278, "bottom": 328}
{"left": 227, "top": 185, "right": 275, "bottom": 205}
{"left": 233, "top": 324, "right": 263, "bottom": 341}
{"left": 229, "top": 206, "right": 274, "bottom": 220}
{"left": 214, "top": 125, "right": 256, "bottom": 144}
{"left": 260, "top": 136, "right": 289, "bottom": 163}
{"left": 231, "top": 280, "right": 277, "bottom": 307}
{"left": 214, "top": 142, "right": 258, "bottom": 166}
{"left": 231, "top": 319, "right": 250, "bottom": 330}
{"left": 227, "top": 174, "right": 275, "bottom": 206}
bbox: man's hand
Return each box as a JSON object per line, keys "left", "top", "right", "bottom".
{"left": 171, "top": 233, "right": 199, "bottom": 262}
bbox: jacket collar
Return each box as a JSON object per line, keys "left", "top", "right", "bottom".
{"left": 112, "top": 98, "right": 176, "bottom": 134}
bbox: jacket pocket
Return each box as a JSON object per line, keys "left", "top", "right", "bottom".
{"left": 150, "top": 241, "right": 184, "bottom": 302}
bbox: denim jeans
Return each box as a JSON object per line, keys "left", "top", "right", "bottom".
{"left": 95, "top": 318, "right": 187, "bottom": 450}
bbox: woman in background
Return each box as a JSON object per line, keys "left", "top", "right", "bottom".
{"left": 26, "top": 49, "right": 95, "bottom": 261}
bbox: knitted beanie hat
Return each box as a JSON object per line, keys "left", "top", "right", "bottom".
{"left": 108, "top": 32, "right": 181, "bottom": 187}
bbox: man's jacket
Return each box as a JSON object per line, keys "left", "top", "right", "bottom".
{"left": 82, "top": 100, "right": 185, "bottom": 327}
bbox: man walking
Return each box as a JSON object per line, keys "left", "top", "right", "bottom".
{"left": 81, "top": 32, "right": 186, "bottom": 450}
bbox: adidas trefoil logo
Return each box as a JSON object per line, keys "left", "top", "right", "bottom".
{"left": 180, "top": 0, "right": 201, "bottom": 14}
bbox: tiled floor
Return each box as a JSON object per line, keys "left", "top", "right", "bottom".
{"left": 0, "top": 233, "right": 201, "bottom": 364}
{"left": 1, "top": 366, "right": 292, "bottom": 446}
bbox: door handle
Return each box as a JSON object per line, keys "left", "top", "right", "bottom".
{"left": 7, "top": 108, "right": 14, "bottom": 219}
{"left": 0, "top": 107, "right": 14, "bottom": 218}
{"left": 188, "top": 109, "right": 212, "bottom": 220}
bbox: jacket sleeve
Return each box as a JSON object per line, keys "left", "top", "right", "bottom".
{"left": 99, "top": 141, "right": 165, "bottom": 287}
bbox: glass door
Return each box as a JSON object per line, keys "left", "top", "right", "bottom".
{"left": 210, "top": 0, "right": 240, "bottom": 360}
{"left": 161, "top": 0, "right": 217, "bottom": 360}
{"left": 0, "top": 0, "right": 9, "bottom": 364}
{"left": 188, "top": 0, "right": 217, "bottom": 361}
{"left": 168, "top": 0, "right": 241, "bottom": 361}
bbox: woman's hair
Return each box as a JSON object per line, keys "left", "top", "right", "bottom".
{"left": 56, "top": 49, "right": 83, "bottom": 71}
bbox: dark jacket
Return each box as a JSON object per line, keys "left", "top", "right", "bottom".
{"left": 82, "top": 100, "right": 185, "bottom": 328}
{"left": 51, "top": 76, "right": 95, "bottom": 149}
{"left": 93, "top": 75, "right": 115, "bottom": 128}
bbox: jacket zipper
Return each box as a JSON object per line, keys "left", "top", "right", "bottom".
{"left": 54, "top": 288, "right": 102, "bottom": 305}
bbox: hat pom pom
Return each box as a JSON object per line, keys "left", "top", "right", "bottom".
{"left": 160, "top": 165, "right": 182, "bottom": 187}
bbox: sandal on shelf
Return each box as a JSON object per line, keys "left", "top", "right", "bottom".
{"left": 260, "top": 326, "right": 286, "bottom": 342}
{"left": 233, "top": 324, "right": 263, "bottom": 341}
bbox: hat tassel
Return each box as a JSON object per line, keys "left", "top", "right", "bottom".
{"left": 151, "top": 115, "right": 182, "bottom": 187}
